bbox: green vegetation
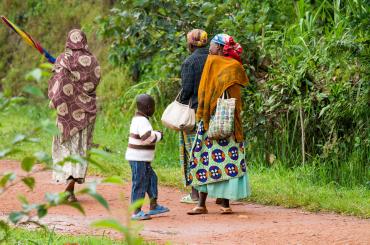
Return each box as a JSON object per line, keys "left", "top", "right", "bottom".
{"left": 0, "top": 3, "right": 369, "bottom": 243}
{"left": 1, "top": 104, "right": 369, "bottom": 218}
{"left": 99, "top": 0, "right": 370, "bottom": 187}
{"left": 3, "top": 228, "right": 127, "bottom": 245}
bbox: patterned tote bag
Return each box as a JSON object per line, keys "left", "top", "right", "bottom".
{"left": 208, "top": 92, "right": 236, "bottom": 140}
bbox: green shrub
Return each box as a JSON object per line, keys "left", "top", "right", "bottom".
{"left": 98, "top": 0, "right": 370, "bottom": 187}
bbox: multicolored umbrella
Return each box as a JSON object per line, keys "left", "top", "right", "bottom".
{"left": 1, "top": 15, "right": 56, "bottom": 63}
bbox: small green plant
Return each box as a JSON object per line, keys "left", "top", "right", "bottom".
{"left": 0, "top": 72, "right": 143, "bottom": 243}
{"left": 92, "top": 199, "right": 146, "bottom": 245}
{"left": 0, "top": 95, "right": 116, "bottom": 242}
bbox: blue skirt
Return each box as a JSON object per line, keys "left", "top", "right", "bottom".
{"left": 195, "top": 174, "right": 251, "bottom": 200}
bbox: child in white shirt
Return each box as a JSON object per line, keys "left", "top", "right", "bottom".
{"left": 125, "top": 94, "right": 169, "bottom": 220}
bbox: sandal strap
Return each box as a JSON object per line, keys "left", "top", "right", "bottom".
{"left": 192, "top": 206, "right": 206, "bottom": 211}
{"left": 220, "top": 207, "right": 233, "bottom": 213}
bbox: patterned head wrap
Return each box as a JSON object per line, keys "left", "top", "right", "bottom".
{"left": 66, "top": 29, "right": 88, "bottom": 50}
{"left": 211, "top": 34, "right": 243, "bottom": 63}
{"left": 187, "top": 29, "right": 208, "bottom": 47}
{"left": 48, "top": 29, "right": 101, "bottom": 141}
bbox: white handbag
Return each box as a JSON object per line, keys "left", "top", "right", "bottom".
{"left": 161, "top": 91, "right": 195, "bottom": 131}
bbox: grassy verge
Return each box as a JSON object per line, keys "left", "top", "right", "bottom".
{"left": 0, "top": 104, "right": 369, "bottom": 218}
{"left": 4, "top": 228, "right": 126, "bottom": 245}
{"left": 249, "top": 165, "right": 369, "bottom": 217}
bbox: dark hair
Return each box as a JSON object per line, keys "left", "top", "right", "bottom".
{"left": 136, "top": 94, "right": 155, "bottom": 117}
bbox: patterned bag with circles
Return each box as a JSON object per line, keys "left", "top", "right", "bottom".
{"left": 186, "top": 121, "right": 247, "bottom": 186}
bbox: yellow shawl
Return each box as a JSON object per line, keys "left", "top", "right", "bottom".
{"left": 197, "top": 55, "right": 249, "bottom": 142}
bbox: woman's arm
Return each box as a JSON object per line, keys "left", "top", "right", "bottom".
{"left": 137, "top": 118, "right": 162, "bottom": 144}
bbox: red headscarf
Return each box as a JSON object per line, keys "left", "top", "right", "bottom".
{"left": 211, "top": 34, "right": 243, "bottom": 63}
{"left": 223, "top": 36, "right": 243, "bottom": 63}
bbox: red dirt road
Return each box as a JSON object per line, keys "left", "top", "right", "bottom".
{"left": 0, "top": 160, "right": 369, "bottom": 244}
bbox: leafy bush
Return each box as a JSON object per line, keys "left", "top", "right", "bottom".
{"left": 98, "top": 0, "right": 369, "bottom": 187}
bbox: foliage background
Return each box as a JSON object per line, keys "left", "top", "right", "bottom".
{"left": 98, "top": 0, "right": 370, "bottom": 187}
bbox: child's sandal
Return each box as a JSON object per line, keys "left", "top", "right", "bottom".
{"left": 147, "top": 205, "right": 169, "bottom": 216}
{"left": 131, "top": 211, "right": 151, "bottom": 221}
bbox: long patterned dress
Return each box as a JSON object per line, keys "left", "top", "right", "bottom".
{"left": 188, "top": 121, "right": 251, "bottom": 200}
{"left": 48, "top": 29, "right": 100, "bottom": 184}
{"left": 52, "top": 124, "right": 94, "bottom": 184}
{"left": 179, "top": 130, "right": 197, "bottom": 186}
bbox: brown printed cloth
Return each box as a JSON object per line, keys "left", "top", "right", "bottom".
{"left": 48, "top": 29, "right": 101, "bottom": 141}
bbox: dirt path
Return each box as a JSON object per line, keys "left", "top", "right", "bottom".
{"left": 0, "top": 160, "right": 369, "bottom": 244}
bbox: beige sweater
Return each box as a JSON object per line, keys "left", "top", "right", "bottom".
{"left": 125, "top": 115, "right": 162, "bottom": 162}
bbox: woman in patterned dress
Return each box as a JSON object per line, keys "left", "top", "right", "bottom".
{"left": 187, "top": 34, "right": 251, "bottom": 215}
{"left": 179, "top": 29, "right": 209, "bottom": 204}
{"left": 48, "top": 29, "right": 101, "bottom": 202}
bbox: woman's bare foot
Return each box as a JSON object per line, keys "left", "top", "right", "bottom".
{"left": 68, "top": 193, "right": 78, "bottom": 202}
{"left": 65, "top": 178, "right": 77, "bottom": 202}
{"left": 216, "top": 198, "right": 223, "bottom": 205}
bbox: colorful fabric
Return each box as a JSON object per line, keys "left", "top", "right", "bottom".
{"left": 187, "top": 29, "right": 208, "bottom": 47}
{"left": 48, "top": 29, "right": 101, "bottom": 141}
{"left": 52, "top": 123, "right": 94, "bottom": 184}
{"left": 195, "top": 174, "right": 251, "bottom": 200}
{"left": 211, "top": 34, "right": 243, "bottom": 63}
{"left": 179, "top": 130, "right": 197, "bottom": 186}
{"left": 129, "top": 161, "right": 158, "bottom": 205}
{"left": 187, "top": 121, "right": 247, "bottom": 186}
{"left": 211, "top": 33, "right": 228, "bottom": 46}
{"left": 1, "top": 16, "right": 55, "bottom": 63}
{"left": 208, "top": 97, "right": 236, "bottom": 140}
{"left": 197, "top": 55, "right": 249, "bottom": 142}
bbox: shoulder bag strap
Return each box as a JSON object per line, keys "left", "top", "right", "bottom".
{"left": 176, "top": 88, "right": 193, "bottom": 107}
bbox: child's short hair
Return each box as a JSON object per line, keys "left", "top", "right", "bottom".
{"left": 136, "top": 94, "right": 155, "bottom": 116}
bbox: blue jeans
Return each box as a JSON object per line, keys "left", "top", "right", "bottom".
{"left": 129, "top": 161, "right": 158, "bottom": 207}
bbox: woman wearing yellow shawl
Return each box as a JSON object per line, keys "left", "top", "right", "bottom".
{"left": 187, "top": 34, "right": 251, "bottom": 215}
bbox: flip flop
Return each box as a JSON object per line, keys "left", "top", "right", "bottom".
{"left": 187, "top": 206, "right": 208, "bottom": 215}
{"left": 180, "top": 194, "right": 198, "bottom": 204}
{"left": 131, "top": 211, "right": 151, "bottom": 221}
{"left": 220, "top": 207, "right": 233, "bottom": 214}
{"left": 147, "top": 205, "right": 170, "bottom": 216}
